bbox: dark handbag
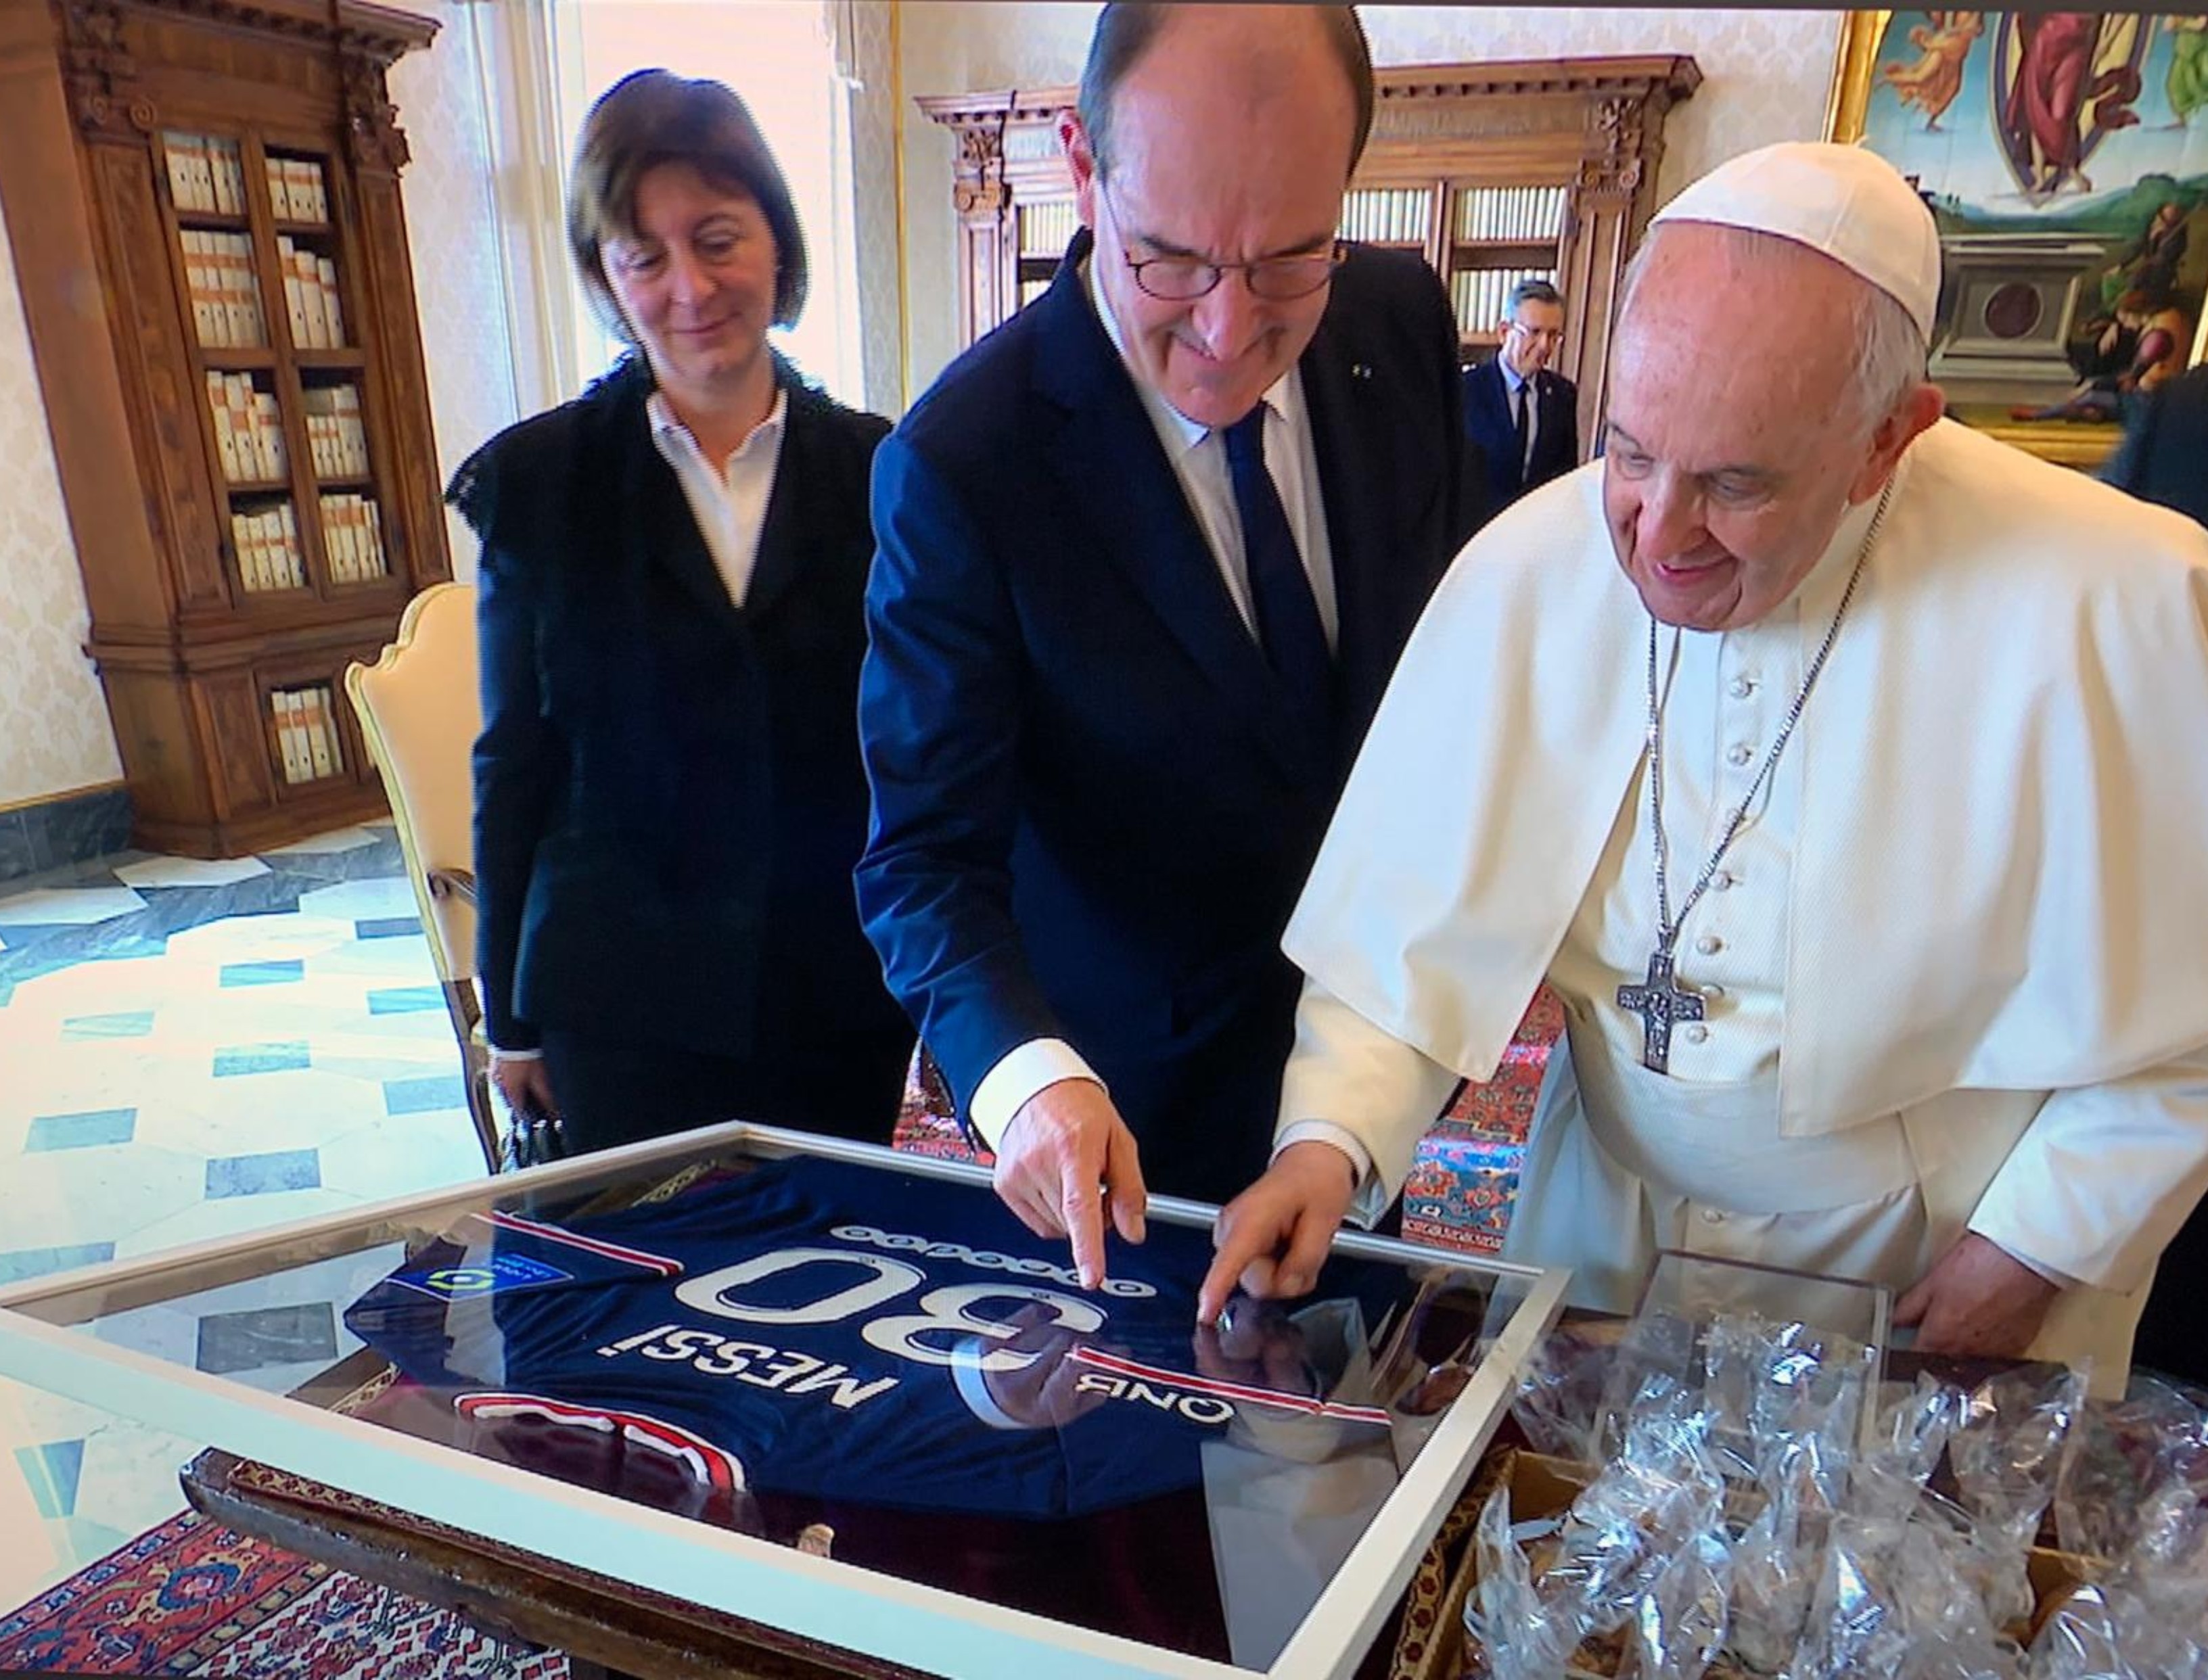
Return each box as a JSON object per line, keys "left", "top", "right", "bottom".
{"left": 499, "top": 1104, "right": 573, "bottom": 1171}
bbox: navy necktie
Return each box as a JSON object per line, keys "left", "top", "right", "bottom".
{"left": 1221, "top": 408, "right": 1333, "bottom": 732}
{"left": 1513, "top": 377, "right": 1533, "bottom": 484}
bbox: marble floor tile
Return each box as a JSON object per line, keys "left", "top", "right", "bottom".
{"left": 67, "top": 1418, "right": 196, "bottom": 1541}
{"left": 212, "top": 1041, "right": 313, "bottom": 1077}
{"left": 366, "top": 984, "right": 444, "bottom": 1014}
{"left": 112, "top": 856, "right": 271, "bottom": 890}
{"left": 125, "top": 1072, "right": 388, "bottom": 1161}
{"left": 0, "top": 885, "right": 147, "bottom": 927}
{"left": 58, "top": 1010, "right": 154, "bottom": 1040}
{"left": 204, "top": 1147, "right": 322, "bottom": 1199}
{"left": 0, "top": 1242, "right": 115, "bottom": 1285}
{"left": 0, "top": 827, "right": 502, "bottom": 1597}
{"left": 259, "top": 824, "right": 382, "bottom": 856}
{"left": 318, "top": 1111, "right": 489, "bottom": 1200}
{"left": 296, "top": 878, "right": 420, "bottom": 922}
{"left": 218, "top": 958, "right": 306, "bottom": 987}
{"left": 112, "top": 1187, "right": 367, "bottom": 1261}
{"left": 12, "top": 1437, "right": 84, "bottom": 1518}
{"left": 164, "top": 912, "right": 358, "bottom": 965}
{"left": 24, "top": 1107, "right": 137, "bottom": 1152}
{"left": 0, "top": 1148, "right": 206, "bottom": 1255}
{"left": 382, "top": 1073, "right": 465, "bottom": 1117}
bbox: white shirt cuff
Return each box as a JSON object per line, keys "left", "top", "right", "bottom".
{"left": 1273, "top": 1121, "right": 1373, "bottom": 1191}
{"left": 969, "top": 1038, "right": 1104, "bottom": 1152}
{"left": 490, "top": 1046, "right": 543, "bottom": 1063}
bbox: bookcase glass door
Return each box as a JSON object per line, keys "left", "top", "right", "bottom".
{"left": 162, "top": 128, "right": 394, "bottom": 609}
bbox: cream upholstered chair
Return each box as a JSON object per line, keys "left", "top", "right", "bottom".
{"left": 346, "top": 582, "right": 500, "bottom": 1172}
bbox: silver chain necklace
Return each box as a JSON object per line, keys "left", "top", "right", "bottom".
{"left": 1616, "top": 480, "right": 1894, "bottom": 1072}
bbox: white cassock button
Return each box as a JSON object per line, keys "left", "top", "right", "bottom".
{"left": 1700, "top": 1207, "right": 1726, "bottom": 1225}
{"left": 1712, "top": 870, "right": 1735, "bottom": 891}
{"left": 1728, "top": 675, "right": 1755, "bottom": 699}
{"left": 1702, "top": 983, "right": 1726, "bottom": 1000}
{"left": 1725, "top": 743, "right": 1753, "bottom": 767}
{"left": 1695, "top": 933, "right": 1722, "bottom": 956}
{"left": 1684, "top": 1023, "right": 1709, "bottom": 1044}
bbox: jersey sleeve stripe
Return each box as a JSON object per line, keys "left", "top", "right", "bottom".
{"left": 1070, "top": 1347, "right": 1395, "bottom": 1427}
{"left": 454, "top": 1389, "right": 745, "bottom": 1491}
{"left": 473, "top": 1209, "right": 685, "bottom": 1275}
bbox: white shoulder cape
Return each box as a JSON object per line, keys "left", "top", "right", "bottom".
{"left": 1285, "top": 419, "right": 2208, "bottom": 1138}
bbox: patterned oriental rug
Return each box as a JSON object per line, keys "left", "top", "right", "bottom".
{"left": 0, "top": 1507, "right": 563, "bottom": 1677}
{"left": 0, "top": 997, "right": 1559, "bottom": 1676}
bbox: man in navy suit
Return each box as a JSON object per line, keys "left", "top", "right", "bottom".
{"left": 859, "top": 3, "right": 1480, "bottom": 1286}
{"left": 1461, "top": 278, "right": 1580, "bottom": 510}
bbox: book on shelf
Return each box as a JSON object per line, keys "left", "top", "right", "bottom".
{"left": 231, "top": 502, "right": 306, "bottom": 593}
{"left": 1456, "top": 185, "right": 1568, "bottom": 244}
{"left": 302, "top": 385, "right": 367, "bottom": 479}
{"left": 181, "top": 231, "right": 265, "bottom": 349}
{"left": 1340, "top": 187, "right": 1427, "bottom": 244}
{"left": 267, "top": 156, "right": 329, "bottom": 225}
{"left": 275, "top": 237, "right": 346, "bottom": 349}
{"left": 163, "top": 132, "right": 245, "bottom": 217}
{"left": 203, "top": 371, "right": 289, "bottom": 484}
{"left": 317, "top": 492, "right": 388, "bottom": 582}
{"left": 269, "top": 686, "right": 345, "bottom": 785}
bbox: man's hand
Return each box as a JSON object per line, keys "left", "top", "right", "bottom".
{"left": 994, "top": 1079, "right": 1147, "bottom": 1290}
{"left": 491, "top": 1054, "right": 559, "bottom": 1123}
{"left": 1895, "top": 1232, "right": 2061, "bottom": 1359}
{"left": 1199, "top": 1141, "right": 1360, "bottom": 1324}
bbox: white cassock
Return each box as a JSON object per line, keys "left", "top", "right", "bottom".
{"left": 1279, "top": 419, "right": 2208, "bottom": 1382}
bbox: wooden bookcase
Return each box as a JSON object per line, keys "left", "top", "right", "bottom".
{"left": 0, "top": 0, "right": 450, "bottom": 858}
{"left": 919, "top": 55, "right": 1701, "bottom": 458}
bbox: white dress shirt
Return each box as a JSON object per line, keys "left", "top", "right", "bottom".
{"left": 647, "top": 386, "right": 789, "bottom": 607}
{"left": 965, "top": 262, "right": 1339, "bottom": 1152}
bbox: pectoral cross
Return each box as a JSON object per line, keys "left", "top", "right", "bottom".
{"left": 1617, "top": 948, "right": 1704, "bottom": 1074}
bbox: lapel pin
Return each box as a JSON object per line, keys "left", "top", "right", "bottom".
{"left": 1351, "top": 362, "right": 1373, "bottom": 381}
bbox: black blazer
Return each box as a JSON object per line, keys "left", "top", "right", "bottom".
{"left": 1461, "top": 356, "right": 1579, "bottom": 510}
{"left": 2103, "top": 363, "right": 2208, "bottom": 530}
{"left": 858, "top": 234, "right": 1481, "bottom": 1203}
{"left": 458, "top": 357, "right": 911, "bottom": 1111}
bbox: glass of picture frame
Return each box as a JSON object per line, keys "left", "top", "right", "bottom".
{"left": 0, "top": 1124, "right": 1568, "bottom": 1680}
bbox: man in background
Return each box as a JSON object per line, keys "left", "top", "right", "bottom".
{"left": 1462, "top": 278, "right": 1579, "bottom": 510}
{"left": 860, "top": 3, "right": 1478, "bottom": 1288}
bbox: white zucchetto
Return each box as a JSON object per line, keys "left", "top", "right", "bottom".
{"left": 1650, "top": 141, "right": 1941, "bottom": 343}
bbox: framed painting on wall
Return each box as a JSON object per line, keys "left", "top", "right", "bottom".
{"left": 1830, "top": 11, "right": 2208, "bottom": 467}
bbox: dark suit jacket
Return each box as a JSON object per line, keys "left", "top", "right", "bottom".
{"left": 457, "top": 356, "right": 911, "bottom": 1127}
{"left": 858, "top": 234, "right": 1481, "bottom": 1203}
{"left": 1462, "top": 356, "right": 1579, "bottom": 511}
{"left": 2102, "top": 363, "right": 2208, "bottom": 530}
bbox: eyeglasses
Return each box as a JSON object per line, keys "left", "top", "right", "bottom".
{"left": 1509, "top": 322, "right": 1566, "bottom": 346}
{"left": 1123, "top": 245, "right": 1347, "bottom": 302}
{"left": 1103, "top": 181, "right": 1344, "bottom": 302}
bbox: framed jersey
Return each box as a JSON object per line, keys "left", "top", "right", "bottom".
{"left": 0, "top": 1125, "right": 1568, "bottom": 1680}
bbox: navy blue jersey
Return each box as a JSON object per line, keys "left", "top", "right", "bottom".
{"left": 345, "top": 1157, "right": 1395, "bottom": 1520}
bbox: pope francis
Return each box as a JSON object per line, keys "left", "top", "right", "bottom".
{"left": 1200, "top": 142, "right": 2208, "bottom": 1381}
